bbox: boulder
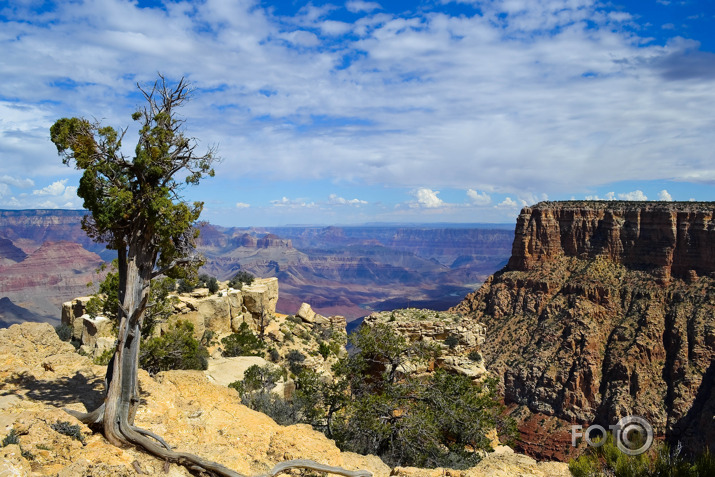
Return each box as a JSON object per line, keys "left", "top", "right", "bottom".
{"left": 297, "top": 302, "right": 328, "bottom": 325}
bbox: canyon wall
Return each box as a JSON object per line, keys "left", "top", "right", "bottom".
{"left": 453, "top": 201, "right": 715, "bottom": 460}
{"left": 507, "top": 201, "right": 715, "bottom": 280}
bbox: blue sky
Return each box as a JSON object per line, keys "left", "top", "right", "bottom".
{"left": 1, "top": 0, "right": 714, "bottom": 226}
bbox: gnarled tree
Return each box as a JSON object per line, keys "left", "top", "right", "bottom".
{"left": 50, "top": 76, "right": 369, "bottom": 477}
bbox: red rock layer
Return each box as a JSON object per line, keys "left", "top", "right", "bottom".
{"left": 507, "top": 201, "right": 715, "bottom": 280}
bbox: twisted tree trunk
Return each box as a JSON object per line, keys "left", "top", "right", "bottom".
{"left": 68, "top": 236, "right": 370, "bottom": 477}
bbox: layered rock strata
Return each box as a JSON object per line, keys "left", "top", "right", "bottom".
{"left": 452, "top": 201, "right": 715, "bottom": 460}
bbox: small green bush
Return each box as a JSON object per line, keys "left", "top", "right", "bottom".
{"left": 93, "top": 348, "right": 114, "bottom": 366}
{"left": 221, "top": 322, "right": 264, "bottom": 357}
{"left": 287, "top": 315, "right": 303, "bottom": 324}
{"left": 177, "top": 279, "right": 194, "bottom": 294}
{"left": 55, "top": 324, "right": 73, "bottom": 342}
{"left": 2, "top": 429, "right": 19, "bottom": 447}
{"left": 51, "top": 421, "right": 85, "bottom": 444}
{"left": 318, "top": 341, "right": 331, "bottom": 360}
{"left": 286, "top": 349, "right": 306, "bottom": 375}
{"left": 139, "top": 321, "right": 209, "bottom": 375}
{"left": 444, "top": 335, "right": 460, "bottom": 349}
{"left": 228, "top": 270, "right": 254, "bottom": 289}
{"left": 268, "top": 347, "right": 281, "bottom": 362}
{"left": 468, "top": 350, "right": 482, "bottom": 362}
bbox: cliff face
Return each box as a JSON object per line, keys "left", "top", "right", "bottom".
{"left": 508, "top": 201, "right": 715, "bottom": 280}
{"left": 452, "top": 201, "right": 715, "bottom": 461}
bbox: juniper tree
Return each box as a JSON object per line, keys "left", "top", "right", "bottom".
{"left": 51, "top": 75, "right": 369, "bottom": 477}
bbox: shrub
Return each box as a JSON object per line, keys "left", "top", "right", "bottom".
{"left": 444, "top": 334, "right": 460, "bottom": 349}
{"left": 228, "top": 270, "right": 254, "bottom": 289}
{"left": 468, "top": 350, "right": 482, "bottom": 362}
{"left": 268, "top": 347, "right": 281, "bottom": 362}
{"left": 55, "top": 324, "right": 73, "bottom": 342}
{"left": 221, "top": 322, "right": 264, "bottom": 357}
{"left": 139, "top": 321, "right": 209, "bottom": 375}
{"left": 51, "top": 421, "right": 85, "bottom": 444}
{"left": 318, "top": 341, "right": 331, "bottom": 360}
{"left": 286, "top": 349, "right": 307, "bottom": 375}
{"left": 93, "top": 348, "right": 114, "bottom": 366}
{"left": 287, "top": 315, "right": 303, "bottom": 324}
{"left": 177, "top": 279, "right": 194, "bottom": 294}
{"left": 2, "top": 429, "right": 19, "bottom": 447}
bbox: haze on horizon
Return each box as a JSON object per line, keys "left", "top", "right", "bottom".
{"left": 1, "top": 0, "right": 714, "bottom": 227}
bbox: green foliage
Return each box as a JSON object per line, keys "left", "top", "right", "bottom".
{"left": 221, "top": 322, "right": 265, "bottom": 357}
{"left": 177, "top": 279, "right": 194, "bottom": 293}
{"left": 329, "top": 325, "right": 511, "bottom": 469}
{"left": 55, "top": 324, "right": 73, "bottom": 342}
{"left": 286, "top": 349, "right": 307, "bottom": 375}
{"left": 268, "top": 347, "right": 281, "bottom": 362}
{"left": 286, "top": 315, "right": 302, "bottom": 325}
{"left": 51, "top": 421, "right": 85, "bottom": 444}
{"left": 2, "top": 429, "right": 19, "bottom": 447}
{"left": 197, "top": 273, "right": 219, "bottom": 294}
{"left": 468, "top": 350, "right": 483, "bottom": 362}
{"left": 139, "top": 320, "right": 209, "bottom": 375}
{"left": 569, "top": 435, "right": 715, "bottom": 477}
{"left": 229, "top": 270, "right": 254, "bottom": 289}
{"left": 93, "top": 348, "right": 114, "bottom": 366}
{"left": 444, "top": 334, "right": 460, "bottom": 349}
{"left": 318, "top": 341, "right": 331, "bottom": 360}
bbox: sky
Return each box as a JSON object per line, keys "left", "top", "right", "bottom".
{"left": 1, "top": 0, "right": 714, "bottom": 226}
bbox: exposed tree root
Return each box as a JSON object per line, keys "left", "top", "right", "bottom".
{"left": 65, "top": 405, "right": 372, "bottom": 477}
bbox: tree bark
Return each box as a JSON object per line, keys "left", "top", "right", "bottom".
{"left": 68, "top": 237, "right": 371, "bottom": 477}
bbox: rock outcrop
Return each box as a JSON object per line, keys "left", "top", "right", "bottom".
{"left": 452, "top": 201, "right": 715, "bottom": 460}
{"left": 507, "top": 200, "right": 715, "bottom": 281}
{"left": 363, "top": 309, "right": 487, "bottom": 380}
{"left": 0, "top": 322, "right": 569, "bottom": 476}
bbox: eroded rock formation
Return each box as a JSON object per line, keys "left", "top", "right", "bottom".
{"left": 452, "top": 201, "right": 715, "bottom": 460}
{"left": 0, "top": 322, "right": 569, "bottom": 476}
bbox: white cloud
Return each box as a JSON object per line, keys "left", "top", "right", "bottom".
{"left": 270, "top": 196, "right": 315, "bottom": 208}
{"left": 235, "top": 202, "right": 250, "bottom": 208}
{"left": 497, "top": 197, "right": 519, "bottom": 208}
{"left": 658, "top": 189, "right": 673, "bottom": 201}
{"left": 466, "top": 189, "right": 491, "bottom": 205}
{"left": 0, "top": 0, "right": 713, "bottom": 219}
{"left": 411, "top": 188, "right": 444, "bottom": 208}
{"left": 617, "top": 190, "right": 648, "bottom": 201}
{"left": 328, "top": 194, "right": 367, "bottom": 205}
{"left": 585, "top": 191, "right": 616, "bottom": 200}
{"left": 0, "top": 184, "right": 10, "bottom": 198}
{"left": 33, "top": 179, "right": 69, "bottom": 196}
{"left": 0, "top": 175, "right": 34, "bottom": 188}
{"left": 346, "top": 1, "right": 382, "bottom": 13}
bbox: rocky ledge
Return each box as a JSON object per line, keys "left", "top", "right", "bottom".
{"left": 0, "top": 322, "right": 569, "bottom": 476}
{"left": 452, "top": 201, "right": 715, "bottom": 461}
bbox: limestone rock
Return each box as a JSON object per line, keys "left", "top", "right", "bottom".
{"left": 297, "top": 302, "right": 328, "bottom": 325}
{"left": 61, "top": 296, "right": 93, "bottom": 340}
{"left": 204, "top": 356, "right": 271, "bottom": 387}
{"left": 242, "top": 277, "right": 279, "bottom": 317}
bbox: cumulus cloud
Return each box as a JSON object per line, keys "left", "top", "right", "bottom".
{"left": 411, "top": 188, "right": 444, "bottom": 208}
{"left": 617, "top": 190, "right": 648, "bottom": 201}
{"left": 33, "top": 180, "right": 69, "bottom": 196}
{"left": 235, "top": 202, "right": 250, "bottom": 208}
{"left": 346, "top": 1, "right": 381, "bottom": 13}
{"left": 585, "top": 191, "right": 616, "bottom": 200}
{"left": 0, "top": 184, "right": 10, "bottom": 198}
{"left": 270, "top": 196, "right": 315, "bottom": 208}
{"left": 658, "top": 189, "right": 673, "bottom": 201}
{"left": 466, "top": 189, "right": 491, "bottom": 205}
{"left": 497, "top": 197, "right": 519, "bottom": 208}
{"left": 0, "top": 0, "right": 713, "bottom": 217}
{"left": 0, "top": 175, "right": 34, "bottom": 188}
{"left": 328, "top": 194, "right": 367, "bottom": 205}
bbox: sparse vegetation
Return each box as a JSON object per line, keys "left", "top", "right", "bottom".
{"left": 221, "top": 322, "right": 264, "bottom": 357}
{"left": 139, "top": 320, "right": 209, "bottom": 375}
{"left": 51, "top": 421, "right": 85, "bottom": 444}
{"left": 569, "top": 435, "right": 715, "bottom": 477}
{"left": 54, "top": 323, "right": 73, "bottom": 342}
{"left": 2, "top": 428, "right": 19, "bottom": 447}
{"left": 228, "top": 270, "right": 254, "bottom": 289}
